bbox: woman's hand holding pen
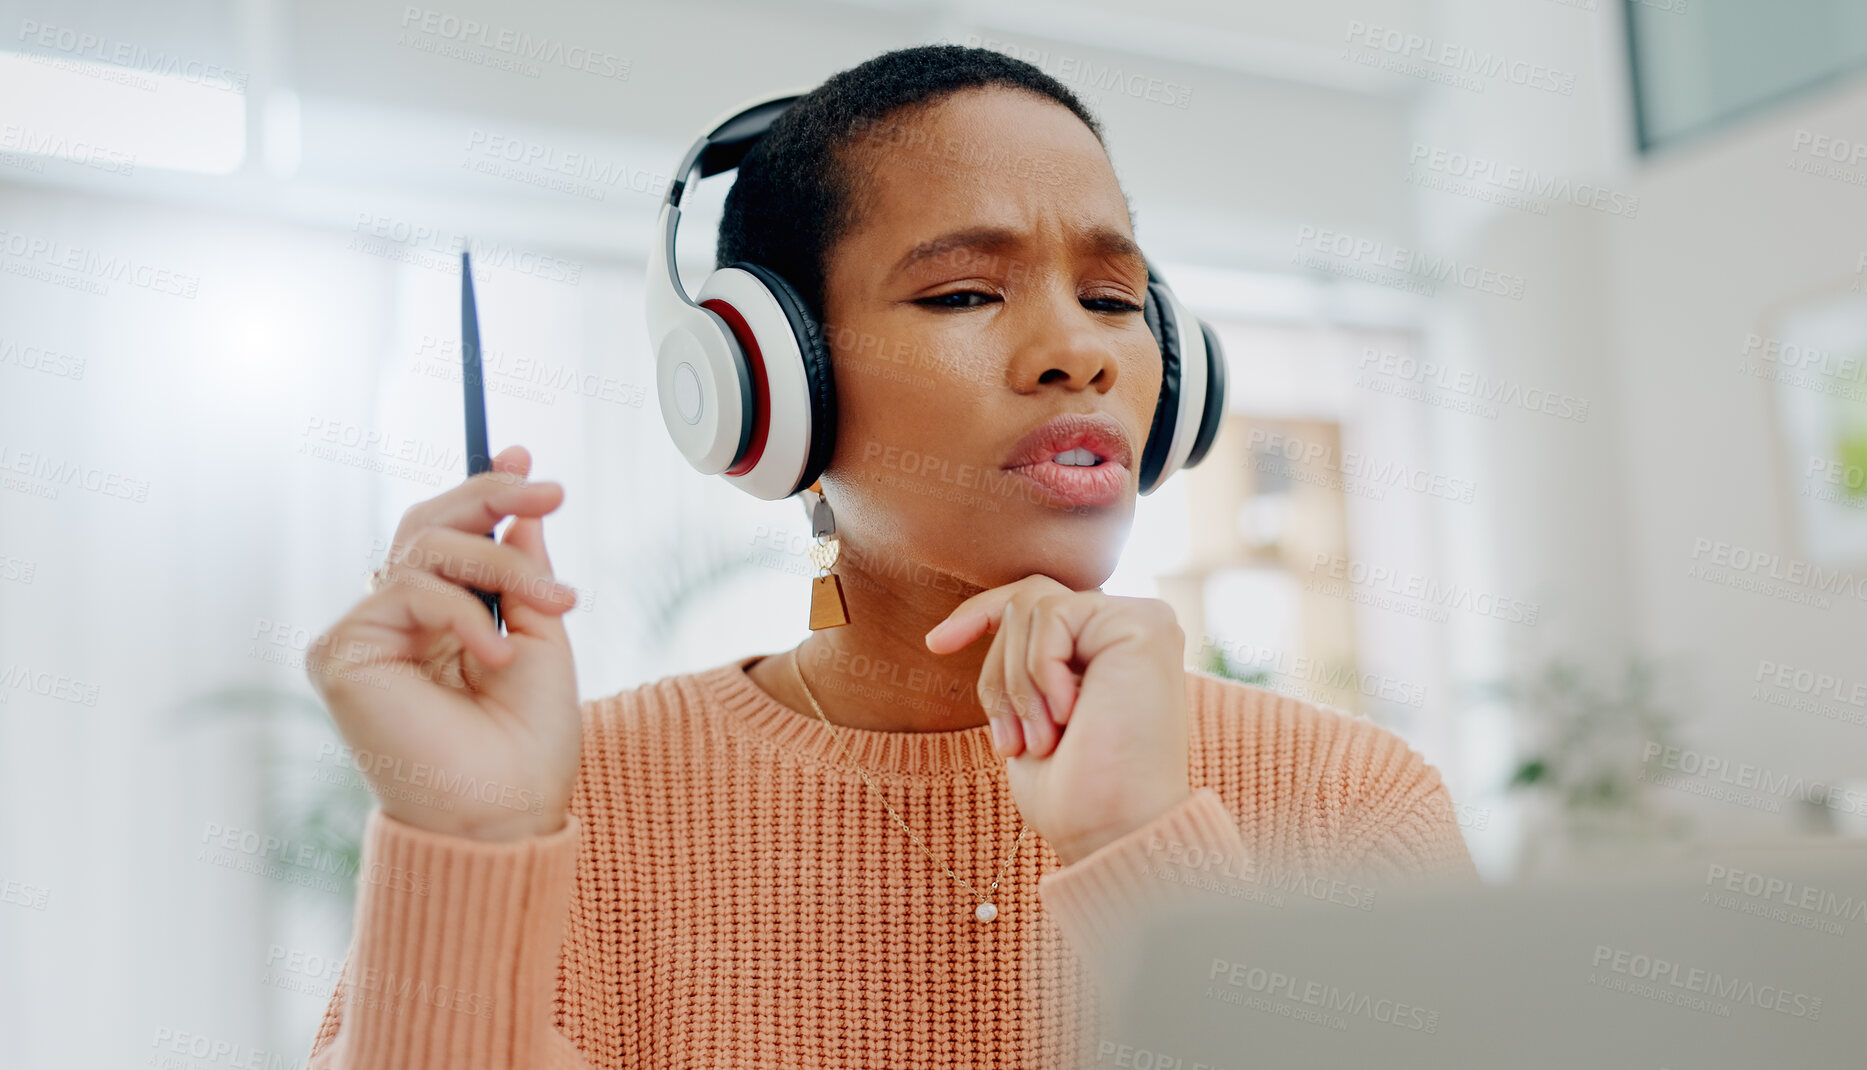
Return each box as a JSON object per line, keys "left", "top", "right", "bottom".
{"left": 306, "top": 444, "right": 583, "bottom": 842}
{"left": 924, "top": 575, "right": 1194, "bottom": 868}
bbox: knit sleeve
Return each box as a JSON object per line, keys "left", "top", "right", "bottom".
{"left": 1035, "top": 786, "right": 1250, "bottom": 976}
{"left": 303, "top": 809, "right": 592, "bottom": 1070}
{"left": 1338, "top": 736, "right": 1481, "bottom": 886}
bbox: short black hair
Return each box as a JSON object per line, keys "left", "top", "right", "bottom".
{"left": 715, "top": 44, "right": 1108, "bottom": 322}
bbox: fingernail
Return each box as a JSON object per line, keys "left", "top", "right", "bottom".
{"left": 551, "top": 581, "right": 576, "bottom": 603}
{"left": 989, "top": 716, "right": 1014, "bottom": 755}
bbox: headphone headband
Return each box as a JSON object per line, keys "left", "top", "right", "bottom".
{"left": 665, "top": 91, "right": 806, "bottom": 209}
{"left": 654, "top": 89, "right": 808, "bottom": 318}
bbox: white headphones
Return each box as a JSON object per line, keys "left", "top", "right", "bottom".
{"left": 646, "top": 90, "right": 1227, "bottom": 502}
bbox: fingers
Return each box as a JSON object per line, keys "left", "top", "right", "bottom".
{"left": 385, "top": 526, "right": 576, "bottom": 615}
{"left": 978, "top": 604, "right": 1017, "bottom": 757}
{"left": 927, "top": 575, "right": 1077, "bottom": 759}
{"left": 1027, "top": 597, "right": 1084, "bottom": 727}
{"left": 493, "top": 513, "right": 573, "bottom": 644}
{"left": 978, "top": 629, "right": 1025, "bottom": 758}
{"left": 312, "top": 571, "right": 514, "bottom": 695}
{"left": 501, "top": 509, "right": 553, "bottom": 571}
{"left": 975, "top": 590, "right": 1067, "bottom": 759}
{"left": 993, "top": 700, "right": 1028, "bottom": 758}
{"left": 1001, "top": 597, "right": 1060, "bottom": 759}
{"left": 397, "top": 445, "right": 564, "bottom": 541}
{"left": 492, "top": 444, "right": 531, "bottom": 478}
{"left": 389, "top": 575, "right": 516, "bottom": 668}
{"left": 925, "top": 605, "right": 987, "bottom": 655}
{"left": 924, "top": 573, "right": 1070, "bottom": 653}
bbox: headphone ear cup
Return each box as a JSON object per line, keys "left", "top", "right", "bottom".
{"left": 727, "top": 262, "right": 837, "bottom": 498}
{"left": 1185, "top": 320, "right": 1227, "bottom": 469}
{"left": 1137, "top": 280, "right": 1183, "bottom": 495}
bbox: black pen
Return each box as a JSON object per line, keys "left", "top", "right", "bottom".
{"left": 461, "top": 248, "right": 503, "bottom": 632}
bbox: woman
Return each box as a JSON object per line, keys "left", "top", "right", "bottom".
{"left": 302, "top": 43, "right": 1475, "bottom": 1070}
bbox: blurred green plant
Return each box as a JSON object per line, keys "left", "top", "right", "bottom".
{"left": 163, "top": 684, "right": 374, "bottom": 916}
{"left": 1197, "top": 642, "right": 1271, "bottom": 687}
{"left": 1485, "top": 655, "right": 1693, "bottom": 858}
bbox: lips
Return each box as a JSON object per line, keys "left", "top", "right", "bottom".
{"left": 1000, "top": 411, "right": 1132, "bottom": 509}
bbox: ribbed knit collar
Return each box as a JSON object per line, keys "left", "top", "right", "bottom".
{"left": 702, "top": 653, "right": 1005, "bottom": 778}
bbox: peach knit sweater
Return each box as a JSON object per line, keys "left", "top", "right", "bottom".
{"left": 304, "top": 652, "right": 1475, "bottom": 1069}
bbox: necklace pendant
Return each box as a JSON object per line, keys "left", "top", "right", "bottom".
{"left": 974, "top": 902, "right": 998, "bottom": 923}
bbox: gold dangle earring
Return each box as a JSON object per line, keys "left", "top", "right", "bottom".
{"left": 805, "top": 479, "right": 850, "bottom": 629}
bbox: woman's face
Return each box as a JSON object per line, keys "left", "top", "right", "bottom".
{"left": 818, "top": 85, "right": 1159, "bottom": 593}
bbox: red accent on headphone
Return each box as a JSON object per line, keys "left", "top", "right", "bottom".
{"left": 701, "top": 298, "right": 772, "bottom": 477}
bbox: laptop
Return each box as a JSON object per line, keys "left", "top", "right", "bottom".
{"left": 1093, "top": 842, "right": 1867, "bottom": 1069}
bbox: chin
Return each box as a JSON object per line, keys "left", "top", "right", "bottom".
{"left": 979, "top": 542, "right": 1120, "bottom": 593}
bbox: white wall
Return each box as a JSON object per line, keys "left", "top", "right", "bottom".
{"left": 1421, "top": 4, "right": 1867, "bottom": 841}
{"left": 1603, "top": 75, "right": 1867, "bottom": 835}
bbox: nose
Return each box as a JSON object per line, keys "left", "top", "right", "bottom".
{"left": 1004, "top": 285, "right": 1121, "bottom": 394}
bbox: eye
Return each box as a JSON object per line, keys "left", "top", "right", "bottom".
{"left": 1083, "top": 296, "right": 1145, "bottom": 314}
{"left": 915, "top": 290, "right": 1000, "bottom": 309}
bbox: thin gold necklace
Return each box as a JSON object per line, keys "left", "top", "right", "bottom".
{"left": 789, "top": 646, "right": 1030, "bottom": 923}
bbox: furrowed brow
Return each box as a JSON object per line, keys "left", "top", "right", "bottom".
{"left": 888, "top": 226, "right": 1023, "bottom": 280}
{"left": 886, "top": 224, "right": 1147, "bottom": 281}
{"left": 1083, "top": 226, "right": 1147, "bottom": 277}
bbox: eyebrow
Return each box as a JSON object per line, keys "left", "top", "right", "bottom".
{"left": 888, "top": 224, "right": 1147, "bottom": 281}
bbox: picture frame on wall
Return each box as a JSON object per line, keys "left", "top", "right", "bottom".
{"left": 1761, "top": 284, "right": 1867, "bottom": 566}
